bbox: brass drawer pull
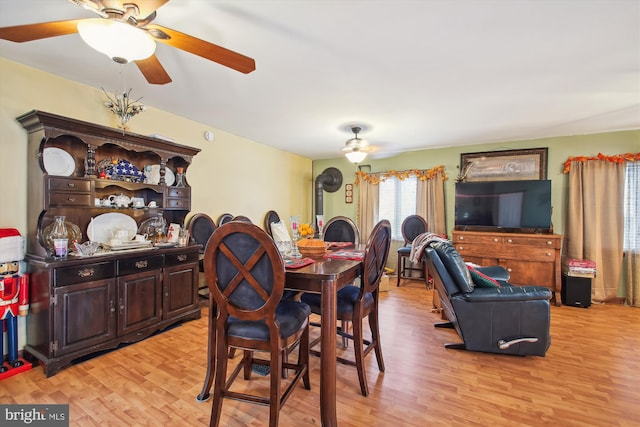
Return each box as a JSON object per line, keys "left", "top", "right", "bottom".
{"left": 67, "top": 182, "right": 75, "bottom": 188}
{"left": 177, "top": 254, "right": 187, "bottom": 262}
{"left": 135, "top": 260, "right": 148, "bottom": 269}
{"left": 67, "top": 197, "right": 75, "bottom": 202}
{"left": 78, "top": 268, "right": 95, "bottom": 278}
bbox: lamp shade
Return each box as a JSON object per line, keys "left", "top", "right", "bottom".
{"left": 345, "top": 150, "right": 367, "bottom": 164}
{"left": 78, "top": 19, "right": 156, "bottom": 63}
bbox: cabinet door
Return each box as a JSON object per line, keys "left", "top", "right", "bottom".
{"left": 53, "top": 278, "right": 117, "bottom": 357}
{"left": 504, "top": 259, "right": 555, "bottom": 287}
{"left": 163, "top": 261, "right": 199, "bottom": 320}
{"left": 117, "top": 270, "right": 163, "bottom": 336}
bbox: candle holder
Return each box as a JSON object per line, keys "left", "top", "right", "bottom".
{"left": 316, "top": 214, "right": 324, "bottom": 240}
{"left": 289, "top": 216, "right": 302, "bottom": 258}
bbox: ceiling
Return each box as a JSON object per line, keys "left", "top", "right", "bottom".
{"left": 1, "top": 0, "right": 638, "bottom": 160}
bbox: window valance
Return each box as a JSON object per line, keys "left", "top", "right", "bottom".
{"left": 355, "top": 165, "right": 447, "bottom": 185}
{"left": 563, "top": 152, "right": 639, "bottom": 173}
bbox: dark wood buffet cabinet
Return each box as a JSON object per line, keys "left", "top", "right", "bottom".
{"left": 451, "top": 230, "right": 563, "bottom": 306}
{"left": 18, "top": 110, "right": 202, "bottom": 377}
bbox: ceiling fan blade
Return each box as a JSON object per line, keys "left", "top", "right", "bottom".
{"left": 146, "top": 24, "right": 256, "bottom": 74}
{"left": 0, "top": 19, "right": 85, "bottom": 42}
{"left": 135, "top": 54, "right": 172, "bottom": 85}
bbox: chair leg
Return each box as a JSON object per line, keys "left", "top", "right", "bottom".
{"left": 396, "top": 253, "right": 403, "bottom": 286}
{"left": 281, "top": 349, "right": 288, "bottom": 378}
{"left": 269, "top": 348, "right": 283, "bottom": 427}
{"left": 300, "top": 323, "right": 311, "bottom": 390}
{"left": 209, "top": 335, "right": 229, "bottom": 427}
{"left": 368, "top": 308, "right": 385, "bottom": 372}
{"left": 243, "top": 350, "right": 253, "bottom": 380}
{"left": 352, "top": 316, "right": 369, "bottom": 397}
{"left": 340, "top": 320, "right": 349, "bottom": 348}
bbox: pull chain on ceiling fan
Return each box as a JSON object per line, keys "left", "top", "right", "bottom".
{"left": 0, "top": 0, "right": 256, "bottom": 85}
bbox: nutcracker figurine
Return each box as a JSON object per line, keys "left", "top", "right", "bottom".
{"left": 0, "top": 228, "right": 29, "bottom": 373}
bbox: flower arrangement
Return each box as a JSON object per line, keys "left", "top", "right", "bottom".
{"left": 298, "top": 223, "right": 315, "bottom": 238}
{"left": 102, "top": 88, "right": 146, "bottom": 130}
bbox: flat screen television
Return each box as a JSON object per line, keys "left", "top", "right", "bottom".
{"left": 454, "top": 180, "right": 552, "bottom": 233}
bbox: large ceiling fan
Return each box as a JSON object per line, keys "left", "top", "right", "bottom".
{"left": 0, "top": 0, "right": 256, "bottom": 85}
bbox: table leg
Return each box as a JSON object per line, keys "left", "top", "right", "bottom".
{"left": 320, "top": 279, "right": 338, "bottom": 426}
{"left": 197, "top": 298, "right": 216, "bottom": 402}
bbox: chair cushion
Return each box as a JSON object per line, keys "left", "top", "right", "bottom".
{"left": 467, "top": 265, "right": 501, "bottom": 288}
{"left": 301, "top": 285, "right": 373, "bottom": 316}
{"left": 397, "top": 246, "right": 411, "bottom": 255}
{"left": 227, "top": 300, "right": 311, "bottom": 341}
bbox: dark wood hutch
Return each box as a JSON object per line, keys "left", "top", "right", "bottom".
{"left": 18, "top": 110, "right": 202, "bottom": 377}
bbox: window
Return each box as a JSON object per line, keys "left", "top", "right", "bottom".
{"left": 378, "top": 176, "right": 416, "bottom": 240}
{"left": 624, "top": 162, "right": 639, "bottom": 251}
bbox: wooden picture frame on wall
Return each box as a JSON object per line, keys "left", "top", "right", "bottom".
{"left": 460, "top": 148, "right": 548, "bottom": 182}
{"left": 345, "top": 183, "right": 353, "bottom": 204}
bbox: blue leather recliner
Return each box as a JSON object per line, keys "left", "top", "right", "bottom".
{"left": 425, "top": 241, "right": 552, "bottom": 357}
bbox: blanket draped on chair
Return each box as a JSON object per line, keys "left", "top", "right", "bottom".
{"left": 409, "top": 232, "right": 450, "bottom": 264}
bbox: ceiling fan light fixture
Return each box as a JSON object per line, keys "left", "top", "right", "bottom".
{"left": 345, "top": 149, "right": 367, "bottom": 164}
{"left": 78, "top": 18, "right": 156, "bottom": 63}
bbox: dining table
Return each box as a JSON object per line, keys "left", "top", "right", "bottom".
{"left": 196, "top": 253, "right": 363, "bottom": 427}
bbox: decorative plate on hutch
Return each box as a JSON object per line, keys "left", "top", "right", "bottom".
{"left": 146, "top": 165, "right": 175, "bottom": 186}
{"left": 87, "top": 213, "right": 137, "bottom": 244}
{"left": 43, "top": 147, "right": 75, "bottom": 176}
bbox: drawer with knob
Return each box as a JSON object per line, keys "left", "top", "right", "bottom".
{"left": 54, "top": 261, "right": 115, "bottom": 287}
{"left": 117, "top": 255, "right": 163, "bottom": 276}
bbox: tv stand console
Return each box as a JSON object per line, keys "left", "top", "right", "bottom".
{"left": 451, "top": 230, "right": 562, "bottom": 306}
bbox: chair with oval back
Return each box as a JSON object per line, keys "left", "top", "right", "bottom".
{"left": 186, "top": 213, "right": 217, "bottom": 299}
{"left": 204, "top": 222, "right": 311, "bottom": 426}
{"left": 301, "top": 219, "right": 391, "bottom": 396}
{"left": 263, "top": 210, "right": 281, "bottom": 238}
{"left": 232, "top": 215, "right": 252, "bottom": 223}
{"left": 217, "top": 213, "right": 234, "bottom": 227}
{"left": 322, "top": 216, "right": 360, "bottom": 247}
{"left": 396, "top": 215, "right": 428, "bottom": 286}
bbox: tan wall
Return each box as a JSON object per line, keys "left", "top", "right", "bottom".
{"left": 0, "top": 58, "right": 313, "bottom": 233}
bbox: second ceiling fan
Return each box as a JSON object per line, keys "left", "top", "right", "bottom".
{"left": 342, "top": 126, "right": 373, "bottom": 163}
{"left": 0, "top": 0, "right": 256, "bottom": 85}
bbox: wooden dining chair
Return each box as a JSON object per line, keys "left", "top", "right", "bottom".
{"left": 186, "top": 213, "right": 217, "bottom": 300}
{"left": 263, "top": 210, "right": 281, "bottom": 237}
{"left": 216, "top": 213, "right": 234, "bottom": 227}
{"left": 301, "top": 219, "right": 391, "bottom": 396}
{"left": 203, "top": 221, "right": 311, "bottom": 427}
{"left": 396, "top": 214, "right": 428, "bottom": 286}
{"left": 232, "top": 215, "right": 252, "bottom": 223}
{"left": 323, "top": 216, "right": 360, "bottom": 247}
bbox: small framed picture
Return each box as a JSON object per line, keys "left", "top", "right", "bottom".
{"left": 345, "top": 183, "right": 353, "bottom": 203}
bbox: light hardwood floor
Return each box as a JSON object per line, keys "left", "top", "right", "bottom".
{"left": 1, "top": 281, "right": 639, "bottom": 427}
